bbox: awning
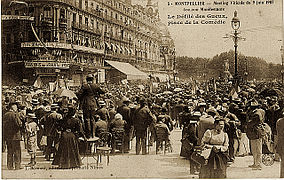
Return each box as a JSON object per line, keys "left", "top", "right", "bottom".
{"left": 111, "top": 43, "right": 116, "bottom": 51}
{"left": 125, "top": 47, "right": 130, "bottom": 54}
{"left": 121, "top": 46, "right": 125, "bottom": 53}
{"left": 105, "top": 60, "right": 148, "bottom": 80}
{"left": 105, "top": 42, "right": 111, "bottom": 49}
{"left": 116, "top": 44, "right": 121, "bottom": 52}
{"left": 130, "top": 49, "right": 134, "bottom": 55}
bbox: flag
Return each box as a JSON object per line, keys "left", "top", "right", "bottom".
{"left": 213, "top": 79, "right": 217, "bottom": 93}
{"left": 229, "top": 88, "right": 238, "bottom": 99}
{"left": 33, "top": 76, "right": 42, "bottom": 88}
{"left": 31, "top": 23, "right": 48, "bottom": 51}
{"left": 237, "top": 86, "right": 241, "bottom": 93}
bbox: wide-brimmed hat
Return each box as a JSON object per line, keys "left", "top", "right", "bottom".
{"left": 32, "top": 99, "right": 39, "bottom": 105}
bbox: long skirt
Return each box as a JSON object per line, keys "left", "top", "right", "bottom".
{"left": 199, "top": 150, "right": 228, "bottom": 179}
{"left": 52, "top": 132, "right": 82, "bottom": 169}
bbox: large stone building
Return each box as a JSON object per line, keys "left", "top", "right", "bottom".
{"left": 1, "top": 0, "right": 175, "bottom": 86}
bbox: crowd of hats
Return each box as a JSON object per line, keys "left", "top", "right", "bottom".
{"left": 2, "top": 80, "right": 284, "bottom": 124}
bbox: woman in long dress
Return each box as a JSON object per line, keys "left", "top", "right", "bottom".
{"left": 52, "top": 106, "right": 85, "bottom": 169}
{"left": 199, "top": 118, "right": 229, "bottom": 178}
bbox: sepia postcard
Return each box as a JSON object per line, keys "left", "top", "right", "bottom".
{"left": 1, "top": 0, "right": 284, "bottom": 179}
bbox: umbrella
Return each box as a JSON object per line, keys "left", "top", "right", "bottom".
{"left": 260, "top": 88, "right": 284, "bottom": 98}
{"left": 173, "top": 88, "right": 183, "bottom": 92}
{"left": 53, "top": 88, "right": 77, "bottom": 99}
{"left": 163, "top": 91, "right": 173, "bottom": 95}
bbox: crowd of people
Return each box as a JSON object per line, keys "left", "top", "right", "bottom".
{"left": 2, "top": 75, "right": 284, "bottom": 178}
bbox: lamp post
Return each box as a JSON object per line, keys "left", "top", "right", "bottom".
{"left": 173, "top": 48, "right": 176, "bottom": 83}
{"left": 231, "top": 11, "right": 241, "bottom": 85}
{"left": 281, "top": 46, "right": 284, "bottom": 84}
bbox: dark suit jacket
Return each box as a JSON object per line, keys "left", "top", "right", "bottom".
{"left": 117, "top": 105, "right": 132, "bottom": 129}
{"left": 77, "top": 83, "right": 105, "bottom": 111}
{"left": 3, "top": 110, "right": 22, "bottom": 141}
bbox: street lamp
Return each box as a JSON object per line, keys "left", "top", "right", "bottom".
{"left": 172, "top": 48, "right": 176, "bottom": 83}
{"left": 281, "top": 46, "right": 284, "bottom": 84}
{"left": 231, "top": 11, "right": 240, "bottom": 85}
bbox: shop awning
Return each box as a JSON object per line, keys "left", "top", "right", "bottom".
{"left": 116, "top": 44, "right": 121, "bottom": 52}
{"left": 105, "top": 42, "right": 111, "bottom": 49}
{"left": 121, "top": 46, "right": 125, "bottom": 53}
{"left": 105, "top": 60, "right": 148, "bottom": 80}
{"left": 111, "top": 43, "right": 116, "bottom": 52}
{"left": 125, "top": 47, "right": 130, "bottom": 54}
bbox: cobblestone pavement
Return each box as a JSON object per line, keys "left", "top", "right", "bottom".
{"left": 1, "top": 129, "right": 280, "bottom": 179}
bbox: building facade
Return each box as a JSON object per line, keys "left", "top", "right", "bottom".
{"left": 1, "top": 0, "right": 175, "bottom": 86}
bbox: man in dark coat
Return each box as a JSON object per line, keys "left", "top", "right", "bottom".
{"left": 3, "top": 102, "right": 22, "bottom": 170}
{"left": 96, "top": 101, "right": 110, "bottom": 123}
{"left": 117, "top": 97, "right": 132, "bottom": 152}
{"left": 43, "top": 104, "right": 62, "bottom": 161}
{"left": 133, "top": 97, "right": 156, "bottom": 155}
{"left": 77, "top": 74, "right": 105, "bottom": 138}
{"left": 93, "top": 115, "right": 108, "bottom": 138}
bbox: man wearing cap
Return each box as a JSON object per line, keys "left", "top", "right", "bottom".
{"left": 117, "top": 97, "right": 132, "bottom": 152}
{"left": 133, "top": 97, "right": 156, "bottom": 155}
{"left": 3, "top": 102, "right": 22, "bottom": 170}
{"left": 77, "top": 74, "right": 105, "bottom": 139}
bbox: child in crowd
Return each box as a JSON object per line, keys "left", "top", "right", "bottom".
{"left": 26, "top": 113, "right": 39, "bottom": 166}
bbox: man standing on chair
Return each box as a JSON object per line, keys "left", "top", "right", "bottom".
{"left": 133, "top": 97, "right": 155, "bottom": 155}
{"left": 77, "top": 74, "right": 105, "bottom": 139}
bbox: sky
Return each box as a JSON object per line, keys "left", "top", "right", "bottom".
{"left": 132, "top": 0, "right": 284, "bottom": 64}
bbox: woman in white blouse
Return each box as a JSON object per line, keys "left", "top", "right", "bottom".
{"left": 199, "top": 118, "right": 229, "bottom": 179}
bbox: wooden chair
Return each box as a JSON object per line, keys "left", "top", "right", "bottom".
{"left": 155, "top": 126, "right": 171, "bottom": 154}
{"left": 96, "top": 132, "right": 112, "bottom": 168}
{"left": 111, "top": 128, "right": 125, "bottom": 154}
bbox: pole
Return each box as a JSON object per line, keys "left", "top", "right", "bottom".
{"left": 173, "top": 50, "right": 176, "bottom": 83}
{"left": 234, "top": 29, "right": 238, "bottom": 87}
{"left": 234, "top": 30, "right": 238, "bottom": 79}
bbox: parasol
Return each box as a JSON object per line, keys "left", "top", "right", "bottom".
{"left": 173, "top": 88, "right": 183, "bottom": 92}
{"left": 53, "top": 88, "right": 77, "bottom": 99}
